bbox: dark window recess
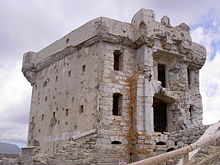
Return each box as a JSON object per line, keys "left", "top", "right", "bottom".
{"left": 112, "top": 93, "right": 122, "bottom": 116}
{"left": 32, "top": 117, "right": 35, "bottom": 122}
{"left": 153, "top": 98, "right": 167, "bottom": 132}
{"left": 53, "top": 112, "right": 56, "bottom": 118}
{"left": 187, "top": 68, "right": 191, "bottom": 86}
{"left": 43, "top": 81, "right": 47, "bottom": 87}
{"left": 158, "top": 64, "right": 166, "bottom": 87}
{"left": 111, "top": 141, "right": 121, "bottom": 144}
{"left": 66, "top": 91, "right": 69, "bottom": 97}
{"left": 189, "top": 105, "right": 194, "bottom": 119}
{"left": 66, "top": 38, "right": 70, "bottom": 44}
{"left": 41, "top": 114, "right": 44, "bottom": 121}
{"left": 166, "top": 148, "right": 175, "bottom": 152}
{"left": 82, "top": 65, "right": 86, "bottom": 72}
{"left": 129, "top": 152, "right": 133, "bottom": 163}
{"left": 80, "top": 105, "right": 84, "bottom": 114}
{"left": 56, "top": 76, "right": 58, "bottom": 82}
{"left": 113, "top": 50, "right": 122, "bottom": 71}
{"left": 65, "top": 109, "right": 68, "bottom": 116}
{"left": 156, "top": 141, "right": 166, "bottom": 145}
{"left": 68, "top": 71, "right": 71, "bottom": 77}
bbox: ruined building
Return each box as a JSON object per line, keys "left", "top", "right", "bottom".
{"left": 22, "top": 9, "right": 207, "bottom": 164}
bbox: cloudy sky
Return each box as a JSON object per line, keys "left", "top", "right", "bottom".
{"left": 0, "top": 0, "right": 220, "bottom": 147}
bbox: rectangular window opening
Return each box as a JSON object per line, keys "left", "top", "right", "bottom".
{"left": 80, "top": 105, "right": 84, "bottom": 114}
{"left": 32, "top": 117, "right": 35, "bottom": 122}
{"left": 41, "top": 114, "right": 44, "bottom": 121}
{"left": 189, "top": 105, "right": 194, "bottom": 120}
{"left": 82, "top": 65, "right": 86, "bottom": 72}
{"left": 113, "top": 50, "right": 122, "bottom": 71}
{"left": 158, "top": 64, "right": 166, "bottom": 87}
{"left": 113, "top": 93, "right": 122, "bottom": 116}
{"left": 153, "top": 98, "right": 167, "bottom": 132}
{"left": 187, "top": 68, "right": 191, "bottom": 87}
{"left": 65, "top": 109, "right": 69, "bottom": 116}
{"left": 68, "top": 71, "right": 71, "bottom": 77}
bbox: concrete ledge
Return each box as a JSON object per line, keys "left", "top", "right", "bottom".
{"left": 69, "top": 129, "right": 97, "bottom": 141}
{"left": 21, "top": 146, "right": 39, "bottom": 158}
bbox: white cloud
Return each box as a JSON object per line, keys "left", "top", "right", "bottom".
{"left": 0, "top": 122, "right": 28, "bottom": 144}
{"left": 191, "top": 23, "right": 220, "bottom": 57}
{"left": 200, "top": 52, "right": 220, "bottom": 124}
{"left": 0, "top": 62, "right": 31, "bottom": 144}
{"left": 191, "top": 27, "right": 215, "bottom": 58}
{"left": 191, "top": 25, "right": 220, "bottom": 125}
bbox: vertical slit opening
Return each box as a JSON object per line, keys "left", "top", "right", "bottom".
{"left": 65, "top": 109, "right": 69, "bottom": 116}
{"left": 41, "top": 114, "right": 44, "bottom": 121}
{"left": 158, "top": 64, "right": 166, "bottom": 87}
{"left": 189, "top": 105, "right": 194, "bottom": 120}
{"left": 82, "top": 65, "right": 86, "bottom": 72}
{"left": 80, "top": 105, "right": 84, "bottom": 114}
{"left": 187, "top": 68, "right": 191, "bottom": 87}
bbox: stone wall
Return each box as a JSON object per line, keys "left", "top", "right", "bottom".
{"left": 18, "top": 130, "right": 128, "bottom": 165}
{"left": 0, "top": 153, "right": 19, "bottom": 165}
{"left": 21, "top": 8, "right": 207, "bottom": 164}
{"left": 0, "top": 126, "right": 209, "bottom": 165}
{"left": 26, "top": 42, "right": 101, "bottom": 154}
{"left": 153, "top": 125, "right": 209, "bottom": 155}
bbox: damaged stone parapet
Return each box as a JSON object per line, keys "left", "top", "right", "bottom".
{"left": 22, "top": 51, "right": 36, "bottom": 85}
{"left": 22, "top": 9, "right": 206, "bottom": 84}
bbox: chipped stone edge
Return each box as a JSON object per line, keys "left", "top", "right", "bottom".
{"left": 69, "top": 129, "right": 97, "bottom": 141}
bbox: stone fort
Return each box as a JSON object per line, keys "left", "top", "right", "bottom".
{"left": 20, "top": 8, "right": 211, "bottom": 164}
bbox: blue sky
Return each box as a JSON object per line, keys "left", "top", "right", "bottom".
{"left": 0, "top": 0, "right": 219, "bottom": 148}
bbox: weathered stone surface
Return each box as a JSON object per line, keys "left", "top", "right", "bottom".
{"left": 20, "top": 8, "right": 207, "bottom": 164}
